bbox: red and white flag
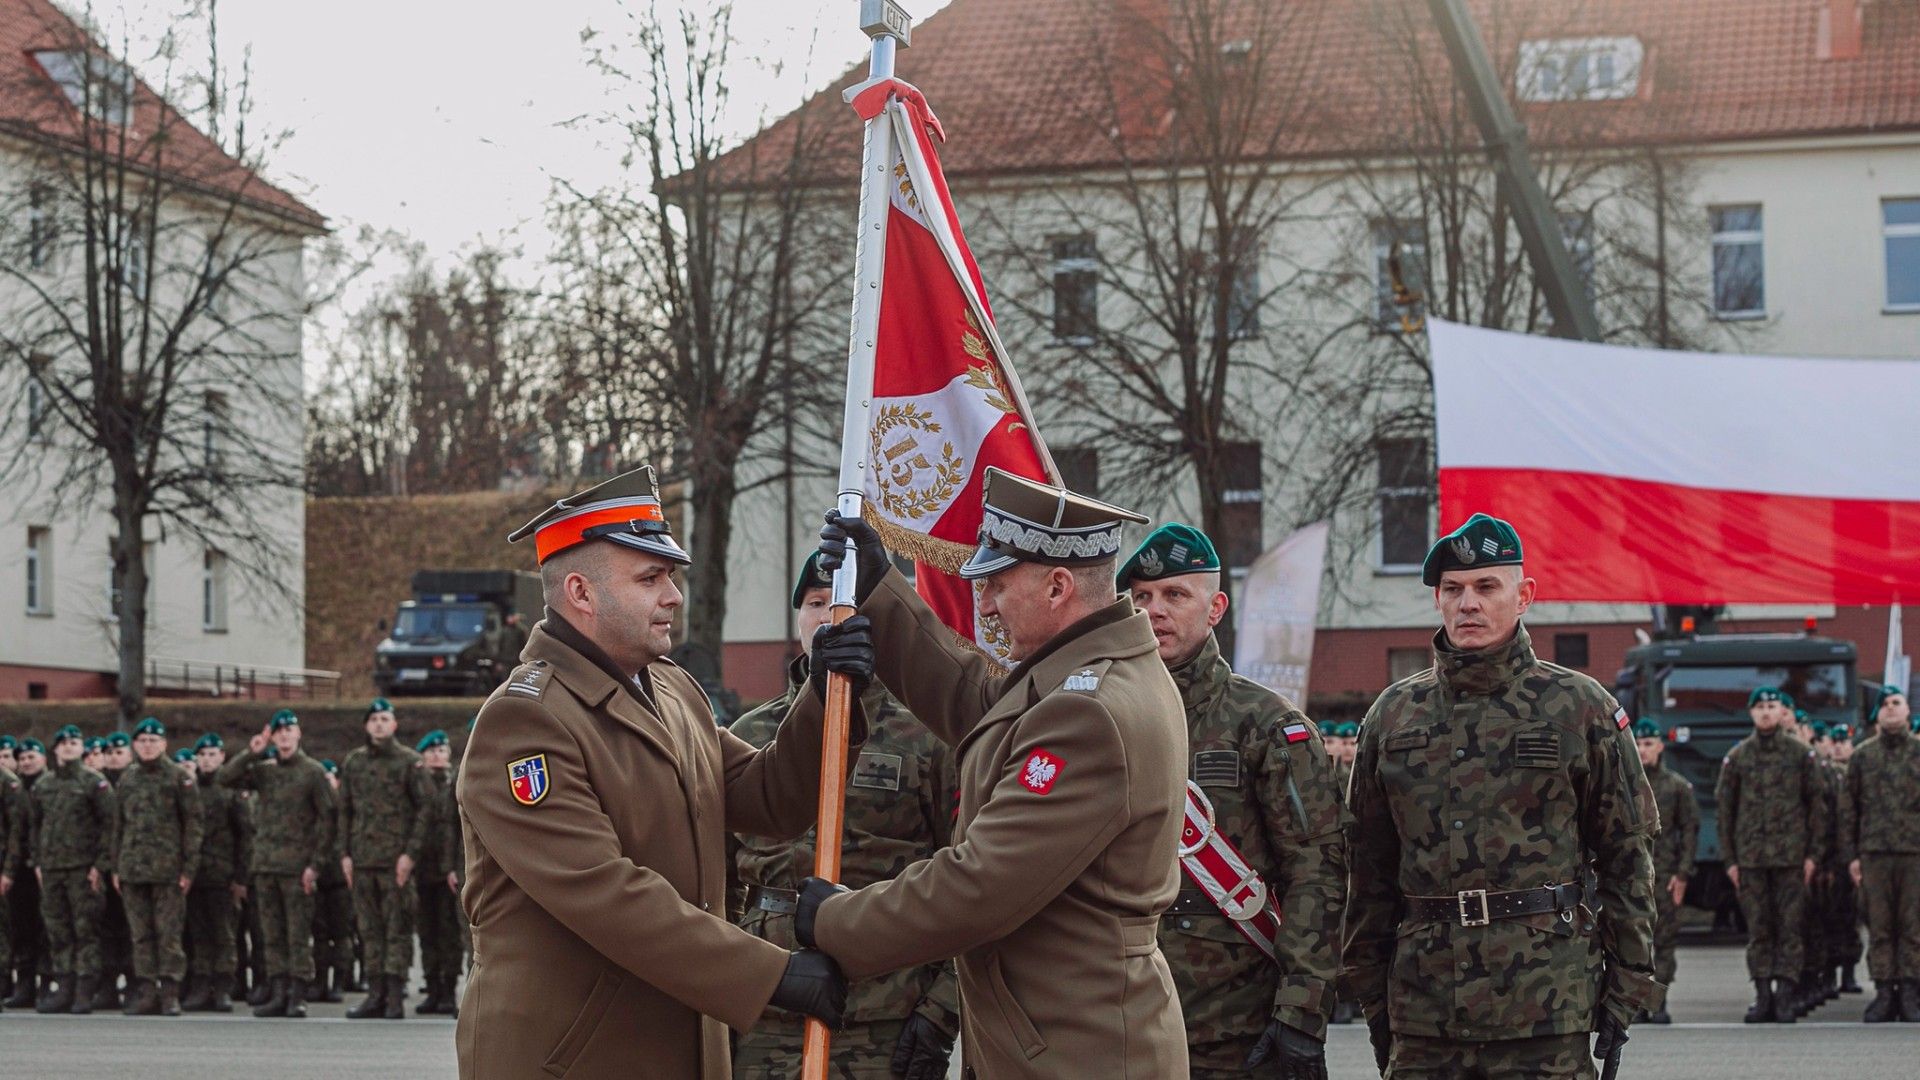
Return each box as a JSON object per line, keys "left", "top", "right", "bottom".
{"left": 1430, "top": 319, "right": 1920, "bottom": 604}
{"left": 851, "top": 80, "right": 1054, "bottom": 660}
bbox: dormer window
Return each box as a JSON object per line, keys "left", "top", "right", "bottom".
{"left": 32, "top": 49, "right": 133, "bottom": 125}
{"left": 1516, "top": 37, "right": 1644, "bottom": 103}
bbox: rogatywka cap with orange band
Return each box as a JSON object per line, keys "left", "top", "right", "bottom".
{"left": 507, "top": 465, "right": 691, "bottom": 567}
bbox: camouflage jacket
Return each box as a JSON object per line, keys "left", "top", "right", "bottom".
{"left": 1647, "top": 759, "right": 1698, "bottom": 881}
{"left": 1715, "top": 730, "right": 1828, "bottom": 869}
{"left": 0, "top": 767, "right": 27, "bottom": 878}
{"left": 338, "top": 738, "right": 435, "bottom": 866}
{"left": 113, "top": 756, "right": 204, "bottom": 884}
{"left": 419, "top": 767, "right": 462, "bottom": 877}
{"left": 1334, "top": 760, "right": 1353, "bottom": 805}
{"left": 729, "top": 656, "right": 961, "bottom": 1032}
{"left": 1839, "top": 727, "right": 1920, "bottom": 859}
{"left": 29, "top": 760, "right": 117, "bottom": 873}
{"left": 192, "top": 770, "right": 252, "bottom": 886}
{"left": 217, "top": 746, "right": 336, "bottom": 875}
{"left": 1156, "top": 634, "right": 1347, "bottom": 1052}
{"left": 1344, "top": 626, "right": 1661, "bottom": 1040}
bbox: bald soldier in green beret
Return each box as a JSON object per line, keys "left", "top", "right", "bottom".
{"left": 1632, "top": 719, "right": 1695, "bottom": 1023}
{"left": 1120, "top": 523, "right": 1346, "bottom": 1080}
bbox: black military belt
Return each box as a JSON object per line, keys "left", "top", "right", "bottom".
{"left": 1404, "top": 882, "right": 1583, "bottom": 927}
{"left": 1167, "top": 888, "right": 1245, "bottom": 917}
{"left": 745, "top": 885, "right": 797, "bottom": 915}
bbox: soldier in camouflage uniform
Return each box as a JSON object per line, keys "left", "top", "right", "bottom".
{"left": 92, "top": 730, "right": 134, "bottom": 1011}
{"left": 112, "top": 718, "right": 203, "bottom": 1016}
{"left": 1716, "top": 685, "right": 1828, "bottom": 1023}
{"left": 31, "top": 724, "right": 117, "bottom": 1014}
{"left": 1330, "top": 722, "right": 1358, "bottom": 800}
{"left": 415, "top": 728, "right": 464, "bottom": 1015}
{"left": 7, "top": 738, "right": 48, "bottom": 1008}
{"left": 1120, "top": 524, "right": 1345, "bottom": 1080}
{"left": 0, "top": 748, "right": 25, "bottom": 1013}
{"left": 1825, "top": 724, "right": 1865, "bottom": 996}
{"left": 1839, "top": 686, "right": 1920, "bottom": 1022}
{"left": 1345, "top": 515, "right": 1660, "bottom": 1080}
{"left": 731, "top": 553, "right": 961, "bottom": 1080}
{"left": 338, "top": 700, "right": 434, "bottom": 1020}
{"left": 311, "top": 759, "right": 354, "bottom": 1003}
{"left": 1632, "top": 719, "right": 1696, "bottom": 1024}
{"left": 217, "top": 709, "right": 336, "bottom": 1018}
{"left": 183, "top": 733, "right": 250, "bottom": 1012}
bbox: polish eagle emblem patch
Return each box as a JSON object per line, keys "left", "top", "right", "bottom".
{"left": 507, "top": 754, "right": 550, "bottom": 806}
{"left": 1020, "top": 749, "right": 1063, "bottom": 795}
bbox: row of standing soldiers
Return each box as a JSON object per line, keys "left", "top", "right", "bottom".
{"left": 0, "top": 705, "right": 467, "bottom": 1019}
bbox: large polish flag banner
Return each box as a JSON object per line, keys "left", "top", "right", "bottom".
{"left": 1429, "top": 319, "right": 1920, "bottom": 604}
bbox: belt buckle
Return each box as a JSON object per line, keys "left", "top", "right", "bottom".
{"left": 1221, "top": 874, "right": 1269, "bottom": 923}
{"left": 1458, "top": 889, "right": 1490, "bottom": 927}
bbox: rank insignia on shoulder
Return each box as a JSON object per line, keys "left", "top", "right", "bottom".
{"left": 1062, "top": 669, "right": 1100, "bottom": 693}
{"left": 1281, "top": 722, "right": 1312, "bottom": 744}
{"left": 851, "top": 751, "right": 903, "bottom": 791}
{"left": 507, "top": 754, "right": 550, "bottom": 806}
{"left": 505, "top": 664, "right": 549, "bottom": 700}
{"left": 1613, "top": 707, "right": 1631, "bottom": 730}
{"left": 1020, "top": 749, "right": 1063, "bottom": 794}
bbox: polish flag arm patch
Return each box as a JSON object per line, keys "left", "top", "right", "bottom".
{"left": 1614, "top": 707, "right": 1631, "bottom": 730}
{"left": 1019, "top": 749, "right": 1063, "bottom": 795}
{"left": 1281, "top": 723, "right": 1313, "bottom": 744}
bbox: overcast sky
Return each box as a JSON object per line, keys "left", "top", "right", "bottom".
{"left": 101, "top": 0, "right": 953, "bottom": 265}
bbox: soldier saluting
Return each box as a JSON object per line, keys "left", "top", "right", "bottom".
{"left": 1119, "top": 523, "right": 1346, "bottom": 1080}
{"left": 1344, "top": 514, "right": 1661, "bottom": 1079}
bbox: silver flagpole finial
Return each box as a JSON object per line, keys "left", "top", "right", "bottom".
{"left": 860, "top": 0, "right": 913, "bottom": 45}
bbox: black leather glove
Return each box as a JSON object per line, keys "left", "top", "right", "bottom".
{"left": 1245, "top": 1019, "right": 1326, "bottom": 1079}
{"left": 809, "top": 615, "right": 875, "bottom": 704}
{"left": 1366, "top": 1009, "right": 1392, "bottom": 1075}
{"left": 767, "top": 949, "right": 847, "bottom": 1028}
{"left": 818, "top": 511, "right": 891, "bottom": 604}
{"left": 795, "top": 876, "right": 850, "bottom": 949}
{"left": 889, "top": 1012, "right": 956, "bottom": 1080}
{"left": 1592, "top": 1008, "right": 1630, "bottom": 1066}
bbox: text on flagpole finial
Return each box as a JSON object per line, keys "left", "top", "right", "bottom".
{"left": 860, "top": 0, "right": 912, "bottom": 45}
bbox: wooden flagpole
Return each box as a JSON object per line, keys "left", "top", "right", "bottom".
{"left": 802, "top": 4, "right": 911, "bottom": 1077}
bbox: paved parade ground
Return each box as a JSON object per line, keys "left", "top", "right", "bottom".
{"left": 1, "top": 944, "right": 1915, "bottom": 1078}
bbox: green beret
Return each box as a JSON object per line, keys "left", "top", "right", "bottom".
{"left": 1117, "top": 523, "right": 1220, "bottom": 587}
{"left": 172, "top": 748, "right": 194, "bottom": 763}
{"left": 1631, "top": 719, "right": 1662, "bottom": 740}
{"left": 1335, "top": 722, "right": 1360, "bottom": 739}
{"left": 1831, "top": 723, "right": 1853, "bottom": 741}
{"left": 1748, "top": 686, "right": 1787, "bottom": 707}
{"left": 0, "top": 735, "right": 14, "bottom": 750}
{"left": 416, "top": 729, "right": 449, "bottom": 753}
{"left": 366, "top": 698, "right": 394, "bottom": 716}
{"left": 1318, "top": 719, "right": 1338, "bottom": 737}
{"left": 320, "top": 758, "right": 339, "bottom": 774}
{"left": 1810, "top": 720, "right": 1831, "bottom": 739}
{"left": 19, "top": 738, "right": 46, "bottom": 754}
{"left": 1793, "top": 708, "right": 1809, "bottom": 724}
{"left": 1422, "top": 513, "right": 1523, "bottom": 587}
{"left": 269, "top": 709, "right": 299, "bottom": 731}
{"left": 52, "top": 724, "right": 84, "bottom": 744}
{"left": 194, "top": 732, "right": 224, "bottom": 752}
{"left": 131, "top": 718, "right": 164, "bottom": 738}
{"left": 84, "top": 737, "right": 106, "bottom": 752}
{"left": 106, "top": 731, "right": 132, "bottom": 747}
{"left": 791, "top": 550, "right": 835, "bottom": 609}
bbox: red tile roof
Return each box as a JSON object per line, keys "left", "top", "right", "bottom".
{"left": 0, "top": 0, "right": 324, "bottom": 231}
{"left": 714, "top": 0, "right": 1920, "bottom": 188}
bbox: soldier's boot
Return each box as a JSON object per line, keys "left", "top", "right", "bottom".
{"left": 208, "top": 977, "right": 234, "bottom": 1014}
{"left": 1770, "top": 978, "right": 1799, "bottom": 1023}
{"left": 417, "top": 976, "right": 447, "bottom": 1015}
{"left": 333, "top": 964, "right": 352, "bottom": 1002}
{"left": 285, "top": 978, "right": 309, "bottom": 1019}
{"left": 445, "top": 978, "right": 459, "bottom": 1020}
{"left": 1744, "top": 979, "right": 1773, "bottom": 1024}
{"left": 382, "top": 974, "right": 406, "bottom": 1019}
{"left": 229, "top": 971, "right": 248, "bottom": 1001}
{"left": 345, "top": 978, "right": 388, "bottom": 1019}
{"left": 70, "top": 974, "right": 96, "bottom": 1014}
{"left": 246, "top": 974, "right": 271, "bottom": 1007}
{"left": 180, "top": 974, "right": 213, "bottom": 1012}
{"left": 1899, "top": 980, "right": 1920, "bottom": 1023}
{"left": 89, "top": 975, "right": 119, "bottom": 1011}
{"left": 252, "top": 975, "right": 288, "bottom": 1018}
{"left": 304, "top": 975, "right": 329, "bottom": 1003}
{"left": 1864, "top": 981, "right": 1900, "bottom": 1023}
{"left": 5, "top": 969, "right": 35, "bottom": 1009}
{"left": 37, "top": 974, "right": 74, "bottom": 1014}
{"left": 159, "top": 978, "right": 182, "bottom": 1017}
{"left": 1842, "top": 964, "right": 1864, "bottom": 993}
{"left": 122, "top": 978, "right": 156, "bottom": 1016}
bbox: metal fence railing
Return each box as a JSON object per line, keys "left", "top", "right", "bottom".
{"left": 147, "top": 656, "right": 343, "bottom": 701}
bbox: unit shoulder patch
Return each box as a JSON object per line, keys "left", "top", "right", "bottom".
{"left": 1020, "top": 749, "right": 1064, "bottom": 794}
{"left": 504, "top": 663, "right": 551, "bottom": 700}
{"left": 1062, "top": 669, "right": 1101, "bottom": 693}
{"left": 507, "top": 754, "right": 550, "bottom": 806}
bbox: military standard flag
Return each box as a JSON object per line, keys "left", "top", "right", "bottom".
{"left": 849, "top": 79, "right": 1055, "bottom": 661}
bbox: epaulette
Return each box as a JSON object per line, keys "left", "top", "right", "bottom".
{"left": 503, "top": 660, "right": 552, "bottom": 701}
{"left": 1059, "top": 659, "right": 1115, "bottom": 694}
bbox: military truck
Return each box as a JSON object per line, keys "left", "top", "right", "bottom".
{"left": 1614, "top": 628, "right": 1857, "bottom": 916}
{"left": 374, "top": 570, "right": 542, "bottom": 697}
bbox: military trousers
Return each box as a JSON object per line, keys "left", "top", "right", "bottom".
{"left": 1861, "top": 853, "right": 1920, "bottom": 980}
{"left": 313, "top": 882, "right": 354, "bottom": 974}
{"left": 1736, "top": 867, "right": 1807, "bottom": 980}
{"left": 9, "top": 868, "right": 42, "bottom": 983}
{"left": 122, "top": 882, "right": 187, "bottom": 980}
{"left": 254, "top": 874, "right": 315, "bottom": 980}
{"left": 0, "top": 870, "right": 11, "bottom": 977}
{"left": 1388, "top": 1032, "right": 1594, "bottom": 1080}
{"left": 184, "top": 884, "right": 237, "bottom": 979}
{"left": 416, "top": 873, "right": 462, "bottom": 981}
{"left": 100, "top": 878, "right": 132, "bottom": 984}
{"left": 39, "top": 868, "right": 104, "bottom": 976}
{"left": 734, "top": 1016, "right": 906, "bottom": 1079}
{"left": 1827, "top": 871, "right": 1862, "bottom": 966}
{"left": 1652, "top": 887, "right": 1682, "bottom": 988}
{"left": 352, "top": 873, "right": 415, "bottom": 978}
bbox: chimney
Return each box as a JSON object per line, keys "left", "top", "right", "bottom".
{"left": 1818, "top": 0, "right": 1864, "bottom": 61}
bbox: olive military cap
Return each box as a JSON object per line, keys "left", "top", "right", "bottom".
{"left": 960, "top": 466, "right": 1148, "bottom": 580}
{"left": 509, "top": 465, "right": 689, "bottom": 567}
{"left": 1117, "top": 522, "right": 1220, "bottom": 587}
{"left": 1422, "top": 512, "right": 1523, "bottom": 586}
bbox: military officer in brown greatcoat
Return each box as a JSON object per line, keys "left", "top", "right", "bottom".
{"left": 456, "top": 466, "right": 869, "bottom": 1080}
{"left": 800, "top": 467, "right": 1190, "bottom": 1080}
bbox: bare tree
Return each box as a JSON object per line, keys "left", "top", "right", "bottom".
{"left": 0, "top": 0, "right": 321, "bottom": 723}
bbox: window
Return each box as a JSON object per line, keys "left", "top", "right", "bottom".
{"left": 1376, "top": 438, "right": 1431, "bottom": 571}
{"left": 1517, "top": 37, "right": 1644, "bottom": 103}
{"left": 1052, "top": 445, "right": 1100, "bottom": 499}
{"left": 32, "top": 50, "right": 133, "bottom": 125}
{"left": 27, "top": 356, "right": 52, "bottom": 444}
{"left": 1554, "top": 632, "right": 1591, "bottom": 670}
{"left": 1219, "top": 441, "right": 1263, "bottom": 569}
{"left": 203, "top": 391, "right": 228, "bottom": 478}
{"left": 26, "top": 527, "right": 52, "bottom": 615}
{"left": 1884, "top": 198, "right": 1920, "bottom": 312}
{"left": 1372, "top": 220, "right": 1427, "bottom": 331}
{"left": 1201, "top": 228, "right": 1262, "bottom": 338}
{"left": 202, "top": 549, "right": 229, "bottom": 632}
{"left": 1710, "top": 205, "right": 1765, "bottom": 318}
{"left": 1050, "top": 234, "right": 1099, "bottom": 343}
{"left": 27, "top": 184, "right": 55, "bottom": 270}
{"left": 1388, "top": 647, "right": 1431, "bottom": 683}
{"left": 120, "top": 215, "right": 149, "bottom": 301}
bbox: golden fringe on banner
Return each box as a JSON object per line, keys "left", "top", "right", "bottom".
{"left": 864, "top": 509, "right": 972, "bottom": 573}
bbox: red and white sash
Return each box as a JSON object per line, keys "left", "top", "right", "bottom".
{"left": 1178, "top": 780, "right": 1283, "bottom": 962}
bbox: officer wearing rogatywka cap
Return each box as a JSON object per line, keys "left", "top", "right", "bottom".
{"left": 1632, "top": 719, "right": 1696, "bottom": 1023}
{"left": 1118, "top": 522, "right": 1346, "bottom": 1079}
{"left": 1345, "top": 513, "right": 1660, "bottom": 1078}
{"left": 458, "top": 466, "right": 870, "bottom": 1080}
{"left": 804, "top": 467, "right": 1190, "bottom": 1079}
